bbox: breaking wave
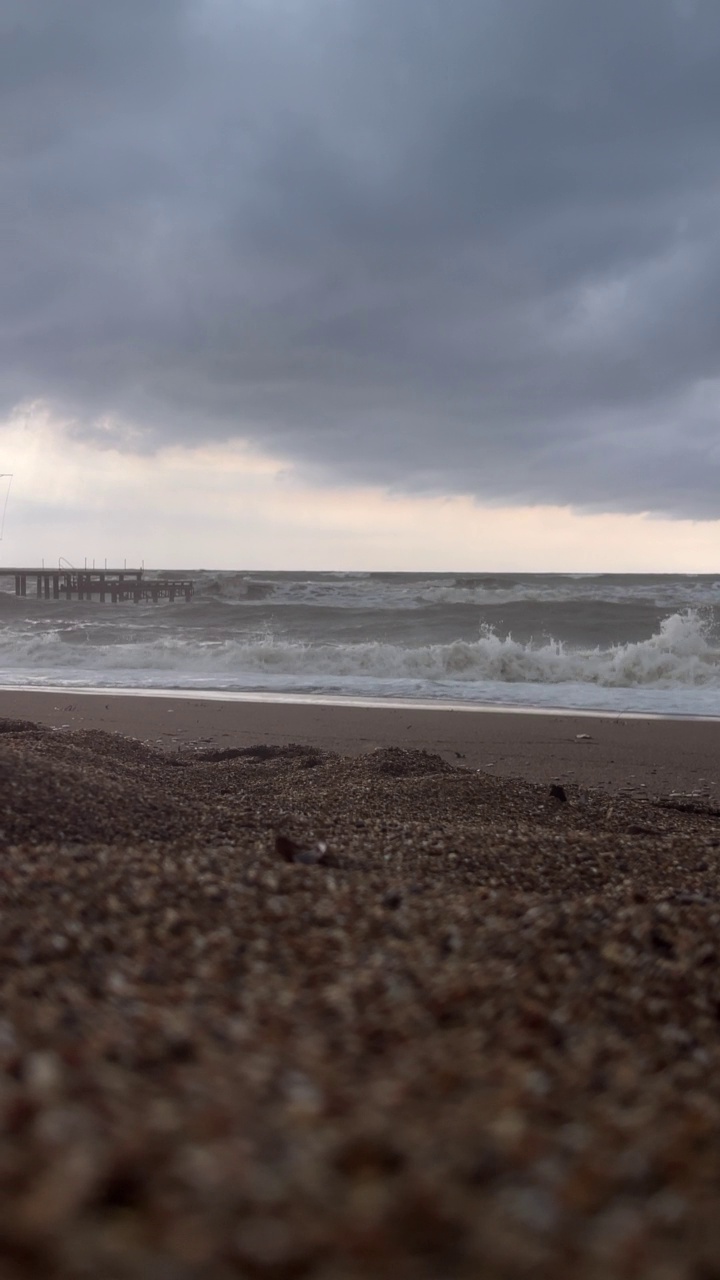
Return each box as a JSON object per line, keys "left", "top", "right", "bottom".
{"left": 183, "top": 571, "right": 720, "bottom": 611}
{"left": 0, "top": 611, "right": 717, "bottom": 692}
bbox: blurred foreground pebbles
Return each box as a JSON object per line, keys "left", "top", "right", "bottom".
{"left": 0, "top": 723, "right": 719, "bottom": 1277}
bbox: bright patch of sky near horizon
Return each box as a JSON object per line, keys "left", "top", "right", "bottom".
{"left": 1, "top": 411, "right": 717, "bottom": 573}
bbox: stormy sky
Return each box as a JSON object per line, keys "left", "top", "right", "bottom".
{"left": 3, "top": 0, "right": 720, "bottom": 540}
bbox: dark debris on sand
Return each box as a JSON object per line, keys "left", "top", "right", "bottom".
{"left": 0, "top": 721, "right": 719, "bottom": 1278}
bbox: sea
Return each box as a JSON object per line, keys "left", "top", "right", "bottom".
{"left": 1, "top": 569, "right": 719, "bottom": 718}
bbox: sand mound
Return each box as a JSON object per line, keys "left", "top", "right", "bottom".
{"left": 1, "top": 722, "right": 720, "bottom": 1278}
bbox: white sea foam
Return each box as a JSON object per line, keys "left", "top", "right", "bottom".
{"left": 0, "top": 611, "right": 717, "bottom": 689}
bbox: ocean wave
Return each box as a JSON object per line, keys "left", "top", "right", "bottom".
{"left": 181, "top": 571, "right": 720, "bottom": 611}
{"left": 0, "top": 611, "right": 717, "bottom": 689}
{"left": 196, "top": 572, "right": 277, "bottom": 601}
{"left": 4, "top": 570, "right": 719, "bottom": 614}
{"left": 414, "top": 582, "right": 720, "bottom": 609}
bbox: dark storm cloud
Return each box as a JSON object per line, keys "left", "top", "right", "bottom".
{"left": 3, "top": 0, "right": 720, "bottom": 517}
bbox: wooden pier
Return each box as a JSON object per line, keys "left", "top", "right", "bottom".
{"left": 1, "top": 568, "right": 194, "bottom": 604}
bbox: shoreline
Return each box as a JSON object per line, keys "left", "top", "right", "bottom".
{"left": 3, "top": 681, "right": 720, "bottom": 720}
{"left": 2, "top": 685, "right": 720, "bottom": 796}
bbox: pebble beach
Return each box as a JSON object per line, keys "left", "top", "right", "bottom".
{"left": 1, "top": 698, "right": 720, "bottom": 1278}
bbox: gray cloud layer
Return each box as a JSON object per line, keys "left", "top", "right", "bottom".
{"left": 3, "top": 0, "right": 720, "bottom": 516}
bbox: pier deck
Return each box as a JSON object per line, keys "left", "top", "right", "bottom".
{"left": 0, "top": 568, "right": 194, "bottom": 603}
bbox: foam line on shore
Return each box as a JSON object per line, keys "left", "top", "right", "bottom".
{"left": 2, "top": 682, "right": 718, "bottom": 721}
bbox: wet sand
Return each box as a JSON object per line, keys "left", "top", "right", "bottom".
{"left": 1, "top": 699, "right": 720, "bottom": 1277}
{"left": 1, "top": 687, "right": 720, "bottom": 796}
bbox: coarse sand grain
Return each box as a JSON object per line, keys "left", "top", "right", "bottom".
{"left": 0, "top": 720, "right": 719, "bottom": 1278}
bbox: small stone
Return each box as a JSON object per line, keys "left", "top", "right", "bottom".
{"left": 275, "top": 833, "right": 329, "bottom": 865}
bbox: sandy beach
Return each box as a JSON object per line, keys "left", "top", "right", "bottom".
{"left": 1, "top": 694, "right": 720, "bottom": 1278}
{"left": 2, "top": 686, "right": 720, "bottom": 797}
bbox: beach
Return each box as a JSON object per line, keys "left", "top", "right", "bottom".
{"left": 2, "top": 686, "right": 720, "bottom": 796}
{"left": 1, "top": 693, "right": 720, "bottom": 1277}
